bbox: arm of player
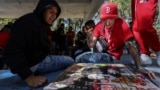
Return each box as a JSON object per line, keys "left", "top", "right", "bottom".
{"left": 125, "top": 40, "right": 157, "bottom": 79}
{"left": 138, "top": 66, "right": 157, "bottom": 79}
{"left": 84, "top": 27, "right": 97, "bottom": 49}
{"left": 125, "top": 40, "right": 141, "bottom": 70}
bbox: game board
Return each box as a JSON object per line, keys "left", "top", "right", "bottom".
{"left": 44, "top": 63, "right": 160, "bottom": 90}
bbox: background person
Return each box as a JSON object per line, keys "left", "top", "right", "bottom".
{"left": 66, "top": 26, "right": 75, "bottom": 55}
{"left": 55, "top": 23, "right": 66, "bottom": 55}
{"left": 75, "top": 20, "right": 113, "bottom": 63}
{"left": 0, "top": 24, "right": 12, "bottom": 69}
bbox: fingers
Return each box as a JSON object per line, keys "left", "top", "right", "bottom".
{"left": 32, "top": 78, "right": 47, "bottom": 88}
{"left": 147, "top": 72, "right": 152, "bottom": 79}
{"left": 25, "top": 75, "right": 48, "bottom": 88}
{"left": 142, "top": 71, "right": 157, "bottom": 79}
{"left": 33, "top": 76, "right": 47, "bottom": 87}
{"left": 148, "top": 72, "right": 157, "bottom": 79}
{"left": 138, "top": 67, "right": 157, "bottom": 80}
{"left": 36, "top": 76, "right": 47, "bottom": 85}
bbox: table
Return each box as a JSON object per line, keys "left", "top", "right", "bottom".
{"left": 44, "top": 63, "right": 160, "bottom": 90}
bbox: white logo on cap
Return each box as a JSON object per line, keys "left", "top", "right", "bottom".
{"left": 106, "top": 7, "right": 110, "bottom": 13}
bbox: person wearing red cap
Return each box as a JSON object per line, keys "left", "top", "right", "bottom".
{"left": 86, "top": 2, "right": 156, "bottom": 79}
{"left": 131, "top": 0, "right": 160, "bottom": 66}
{"left": 88, "top": 2, "right": 136, "bottom": 62}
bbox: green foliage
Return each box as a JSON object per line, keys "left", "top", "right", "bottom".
{"left": 51, "top": 18, "right": 84, "bottom": 33}
{"left": 154, "top": 24, "right": 160, "bottom": 36}
{"left": 0, "top": 18, "right": 15, "bottom": 25}
{"left": 108, "top": 0, "right": 131, "bottom": 19}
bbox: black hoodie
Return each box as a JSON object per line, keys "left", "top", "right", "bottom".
{"left": 3, "top": 0, "right": 61, "bottom": 80}
{"left": 34, "top": 0, "right": 61, "bottom": 25}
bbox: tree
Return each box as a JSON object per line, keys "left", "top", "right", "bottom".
{"left": 108, "top": 0, "right": 131, "bottom": 19}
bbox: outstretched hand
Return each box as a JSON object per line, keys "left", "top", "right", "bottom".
{"left": 140, "top": 70, "right": 157, "bottom": 79}
{"left": 137, "top": 68, "right": 157, "bottom": 79}
{"left": 25, "top": 74, "right": 48, "bottom": 88}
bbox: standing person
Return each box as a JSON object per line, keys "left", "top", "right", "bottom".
{"left": 56, "top": 23, "right": 66, "bottom": 55}
{"left": 66, "top": 26, "right": 75, "bottom": 47}
{"left": 131, "top": 0, "right": 160, "bottom": 65}
{"left": 2, "top": 0, "right": 74, "bottom": 88}
{"left": 0, "top": 24, "right": 12, "bottom": 69}
{"left": 66, "top": 26, "right": 75, "bottom": 55}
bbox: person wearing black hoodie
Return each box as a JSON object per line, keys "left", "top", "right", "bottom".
{"left": 3, "top": 0, "right": 74, "bottom": 88}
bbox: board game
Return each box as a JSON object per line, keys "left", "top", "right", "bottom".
{"left": 44, "top": 63, "right": 160, "bottom": 90}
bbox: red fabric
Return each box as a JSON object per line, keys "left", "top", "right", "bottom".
{"left": 132, "top": 0, "right": 160, "bottom": 55}
{"left": 93, "top": 18, "right": 133, "bottom": 59}
{"left": 0, "top": 32, "right": 10, "bottom": 48}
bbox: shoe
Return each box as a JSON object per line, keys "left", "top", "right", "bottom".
{"left": 140, "top": 54, "right": 152, "bottom": 65}
{"left": 156, "top": 51, "right": 160, "bottom": 66}
{"left": 131, "top": 54, "right": 152, "bottom": 65}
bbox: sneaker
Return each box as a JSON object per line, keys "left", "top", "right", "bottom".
{"left": 140, "top": 54, "right": 152, "bottom": 65}
{"left": 156, "top": 51, "right": 160, "bottom": 66}
{"left": 131, "top": 54, "right": 152, "bottom": 65}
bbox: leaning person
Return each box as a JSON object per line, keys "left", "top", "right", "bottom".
{"left": 86, "top": 2, "right": 156, "bottom": 79}
{"left": 3, "top": 0, "right": 74, "bottom": 88}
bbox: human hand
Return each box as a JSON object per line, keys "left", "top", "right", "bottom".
{"left": 140, "top": 70, "right": 157, "bottom": 79}
{"left": 84, "top": 26, "right": 93, "bottom": 36}
{"left": 137, "top": 68, "right": 157, "bottom": 79}
{"left": 25, "top": 74, "right": 48, "bottom": 88}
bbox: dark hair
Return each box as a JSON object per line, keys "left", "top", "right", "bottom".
{"left": 60, "top": 23, "right": 64, "bottom": 26}
{"left": 69, "top": 26, "right": 72, "bottom": 29}
{"left": 85, "top": 20, "right": 95, "bottom": 26}
{"left": 34, "top": 0, "right": 61, "bottom": 18}
{"left": 77, "top": 31, "right": 83, "bottom": 35}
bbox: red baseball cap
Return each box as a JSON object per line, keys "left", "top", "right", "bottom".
{"left": 100, "top": 2, "right": 118, "bottom": 20}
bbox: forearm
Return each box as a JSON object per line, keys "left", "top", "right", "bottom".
{"left": 87, "top": 36, "right": 95, "bottom": 48}
{"left": 87, "top": 36, "right": 97, "bottom": 50}
{"left": 126, "top": 41, "right": 141, "bottom": 70}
